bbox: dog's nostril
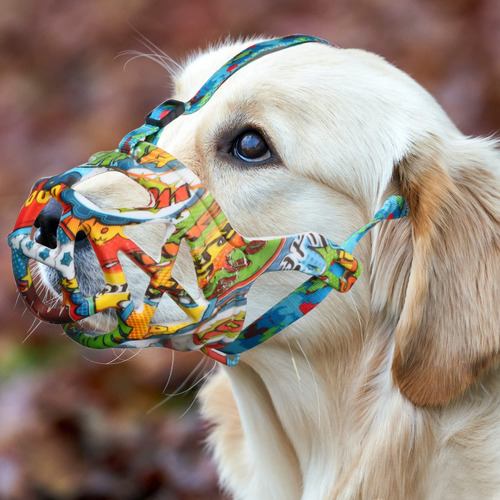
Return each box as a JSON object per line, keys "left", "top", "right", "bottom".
{"left": 75, "top": 230, "right": 87, "bottom": 241}
{"left": 34, "top": 198, "right": 63, "bottom": 249}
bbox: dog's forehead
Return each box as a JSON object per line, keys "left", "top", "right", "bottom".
{"left": 173, "top": 38, "right": 337, "bottom": 103}
{"left": 169, "top": 39, "right": 442, "bottom": 141}
{"left": 156, "top": 38, "right": 456, "bottom": 208}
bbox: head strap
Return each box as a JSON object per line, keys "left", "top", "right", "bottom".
{"left": 119, "top": 35, "right": 331, "bottom": 154}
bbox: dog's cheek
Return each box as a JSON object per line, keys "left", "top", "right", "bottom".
{"left": 243, "top": 270, "right": 308, "bottom": 327}
{"left": 204, "top": 170, "right": 371, "bottom": 343}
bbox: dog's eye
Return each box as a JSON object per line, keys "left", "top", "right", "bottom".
{"left": 231, "top": 130, "right": 271, "bottom": 163}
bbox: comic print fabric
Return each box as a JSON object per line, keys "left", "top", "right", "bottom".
{"left": 8, "top": 143, "right": 410, "bottom": 366}
{"left": 8, "top": 35, "right": 409, "bottom": 365}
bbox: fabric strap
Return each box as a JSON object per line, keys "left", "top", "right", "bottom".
{"left": 217, "top": 195, "right": 408, "bottom": 365}
{"left": 119, "top": 35, "right": 331, "bottom": 154}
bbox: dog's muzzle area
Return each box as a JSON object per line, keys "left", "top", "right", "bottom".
{"left": 9, "top": 141, "right": 388, "bottom": 366}
{"left": 33, "top": 194, "right": 192, "bottom": 332}
{"left": 35, "top": 199, "right": 104, "bottom": 296}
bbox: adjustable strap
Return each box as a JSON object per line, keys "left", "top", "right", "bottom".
{"left": 217, "top": 196, "right": 409, "bottom": 365}
{"left": 341, "top": 195, "right": 409, "bottom": 254}
{"left": 119, "top": 35, "right": 332, "bottom": 154}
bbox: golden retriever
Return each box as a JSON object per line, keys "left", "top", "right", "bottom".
{"left": 38, "top": 38, "right": 500, "bottom": 498}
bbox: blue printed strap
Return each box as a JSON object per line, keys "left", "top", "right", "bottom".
{"left": 221, "top": 276, "right": 331, "bottom": 362}
{"left": 341, "top": 195, "right": 409, "bottom": 254}
{"left": 186, "top": 35, "right": 331, "bottom": 112}
{"left": 219, "top": 195, "right": 409, "bottom": 361}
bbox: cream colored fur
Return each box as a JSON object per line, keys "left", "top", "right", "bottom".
{"left": 67, "top": 39, "right": 500, "bottom": 499}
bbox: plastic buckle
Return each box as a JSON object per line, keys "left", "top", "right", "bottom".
{"left": 202, "top": 346, "right": 241, "bottom": 366}
{"left": 145, "top": 99, "right": 186, "bottom": 128}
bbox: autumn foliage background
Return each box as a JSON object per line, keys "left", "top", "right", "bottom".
{"left": 0, "top": 1, "right": 498, "bottom": 498}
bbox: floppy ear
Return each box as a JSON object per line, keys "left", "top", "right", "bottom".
{"left": 391, "top": 137, "right": 500, "bottom": 406}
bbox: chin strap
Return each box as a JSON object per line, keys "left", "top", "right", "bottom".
{"left": 211, "top": 195, "right": 409, "bottom": 365}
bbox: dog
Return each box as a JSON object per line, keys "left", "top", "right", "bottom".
{"left": 33, "top": 38, "right": 500, "bottom": 499}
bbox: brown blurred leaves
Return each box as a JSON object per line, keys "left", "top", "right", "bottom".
{"left": 0, "top": 0, "right": 498, "bottom": 498}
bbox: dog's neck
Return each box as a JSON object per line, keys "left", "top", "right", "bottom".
{"left": 215, "top": 234, "right": 500, "bottom": 499}
{"left": 225, "top": 315, "right": 418, "bottom": 498}
{"left": 217, "top": 235, "right": 392, "bottom": 495}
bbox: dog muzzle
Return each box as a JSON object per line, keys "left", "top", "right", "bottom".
{"left": 8, "top": 35, "right": 409, "bottom": 366}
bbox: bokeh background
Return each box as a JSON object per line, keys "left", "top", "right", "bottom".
{"left": 0, "top": 0, "right": 498, "bottom": 498}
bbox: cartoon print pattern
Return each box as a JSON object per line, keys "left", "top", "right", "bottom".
{"left": 10, "top": 142, "right": 398, "bottom": 365}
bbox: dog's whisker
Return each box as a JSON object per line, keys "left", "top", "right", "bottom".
{"left": 164, "top": 361, "right": 216, "bottom": 411}
{"left": 296, "top": 339, "right": 321, "bottom": 429}
{"left": 162, "top": 350, "right": 175, "bottom": 394}
{"left": 105, "top": 349, "right": 126, "bottom": 364}
{"left": 119, "top": 51, "right": 169, "bottom": 72}
{"left": 84, "top": 348, "right": 143, "bottom": 366}
{"left": 25, "top": 317, "right": 42, "bottom": 336}
{"left": 115, "top": 348, "right": 143, "bottom": 364}
{"left": 148, "top": 360, "right": 216, "bottom": 415}
{"left": 83, "top": 349, "right": 124, "bottom": 365}
{"left": 145, "top": 395, "right": 171, "bottom": 416}
{"left": 177, "top": 383, "right": 205, "bottom": 420}
{"left": 118, "top": 25, "right": 181, "bottom": 77}
{"left": 22, "top": 318, "right": 43, "bottom": 343}
{"left": 177, "top": 364, "right": 217, "bottom": 420}
{"left": 162, "top": 356, "right": 207, "bottom": 396}
{"left": 286, "top": 337, "right": 305, "bottom": 407}
{"left": 165, "top": 359, "right": 214, "bottom": 398}
{"left": 83, "top": 354, "right": 118, "bottom": 365}
{"left": 286, "top": 337, "right": 302, "bottom": 382}
{"left": 132, "top": 28, "right": 182, "bottom": 71}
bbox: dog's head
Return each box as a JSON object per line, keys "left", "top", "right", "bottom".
{"left": 11, "top": 37, "right": 500, "bottom": 406}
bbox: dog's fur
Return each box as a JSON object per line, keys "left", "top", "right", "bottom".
{"left": 44, "top": 39, "right": 500, "bottom": 498}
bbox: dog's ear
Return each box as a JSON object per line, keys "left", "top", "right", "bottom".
{"left": 391, "top": 137, "right": 500, "bottom": 406}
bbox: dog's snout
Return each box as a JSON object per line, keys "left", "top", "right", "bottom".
{"left": 34, "top": 198, "right": 63, "bottom": 249}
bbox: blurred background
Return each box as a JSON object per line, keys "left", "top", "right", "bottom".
{"left": 0, "top": 0, "right": 498, "bottom": 498}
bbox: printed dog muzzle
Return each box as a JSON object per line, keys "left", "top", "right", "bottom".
{"left": 8, "top": 35, "right": 409, "bottom": 366}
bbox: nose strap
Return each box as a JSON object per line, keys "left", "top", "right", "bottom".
{"left": 119, "top": 35, "right": 332, "bottom": 154}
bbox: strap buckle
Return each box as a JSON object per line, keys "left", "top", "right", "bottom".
{"left": 145, "top": 99, "right": 186, "bottom": 128}
{"left": 201, "top": 346, "right": 241, "bottom": 366}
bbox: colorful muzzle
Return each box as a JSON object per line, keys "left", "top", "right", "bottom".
{"left": 8, "top": 35, "right": 409, "bottom": 366}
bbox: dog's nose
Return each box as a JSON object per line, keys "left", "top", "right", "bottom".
{"left": 34, "top": 198, "right": 63, "bottom": 249}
